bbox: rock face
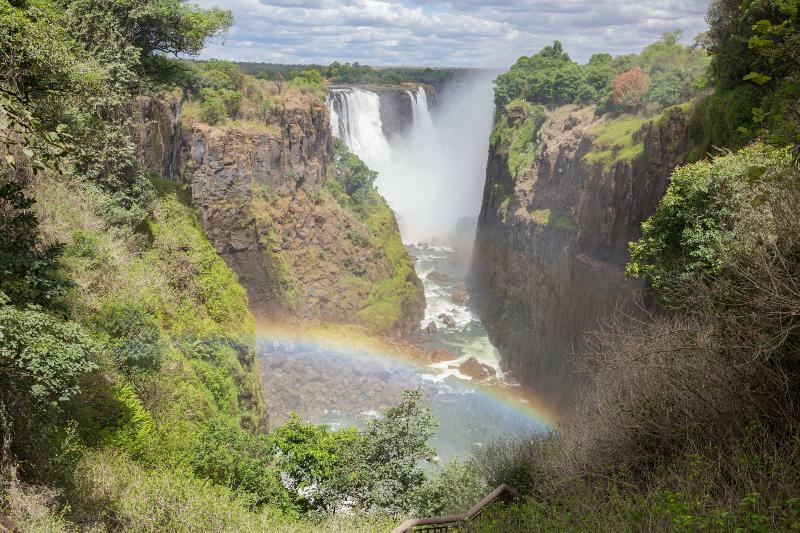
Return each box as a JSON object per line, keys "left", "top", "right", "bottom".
{"left": 470, "top": 104, "right": 691, "bottom": 407}
{"left": 376, "top": 88, "right": 415, "bottom": 140}
{"left": 137, "top": 93, "right": 424, "bottom": 334}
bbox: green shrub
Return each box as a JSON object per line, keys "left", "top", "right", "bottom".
{"left": 343, "top": 389, "right": 438, "bottom": 515}
{"left": 267, "top": 414, "right": 358, "bottom": 513}
{"left": 92, "top": 302, "right": 163, "bottom": 372}
{"left": 199, "top": 88, "right": 228, "bottom": 125}
{"left": 687, "top": 86, "right": 760, "bottom": 161}
{"left": 192, "top": 419, "right": 287, "bottom": 508}
{"left": 0, "top": 293, "right": 98, "bottom": 407}
{"left": 627, "top": 144, "right": 792, "bottom": 307}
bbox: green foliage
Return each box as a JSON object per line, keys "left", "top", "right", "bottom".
{"left": 1, "top": 0, "right": 231, "bottom": 225}
{"left": 192, "top": 59, "right": 244, "bottom": 91}
{"left": 91, "top": 301, "right": 163, "bottom": 372}
{"left": 494, "top": 33, "right": 708, "bottom": 115}
{"left": 0, "top": 177, "right": 72, "bottom": 310}
{"left": 268, "top": 414, "right": 358, "bottom": 513}
{"left": 344, "top": 388, "right": 438, "bottom": 515}
{"left": 490, "top": 100, "right": 547, "bottom": 178}
{"left": 328, "top": 138, "right": 379, "bottom": 212}
{"left": 199, "top": 87, "right": 228, "bottom": 124}
{"left": 192, "top": 419, "right": 287, "bottom": 508}
{"left": 325, "top": 61, "right": 375, "bottom": 83}
{"left": 706, "top": 0, "right": 800, "bottom": 152}
{"left": 628, "top": 144, "right": 792, "bottom": 307}
{"left": 494, "top": 41, "right": 613, "bottom": 110}
{"left": 687, "top": 86, "right": 760, "bottom": 160}
{"left": 288, "top": 69, "right": 325, "bottom": 97}
{"left": 0, "top": 292, "right": 98, "bottom": 406}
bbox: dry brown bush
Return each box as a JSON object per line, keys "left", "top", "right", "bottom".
{"left": 558, "top": 163, "right": 800, "bottom": 499}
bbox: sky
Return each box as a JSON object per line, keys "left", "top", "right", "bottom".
{"left": 196, "top": 0, "right": 711, "bottom": 68}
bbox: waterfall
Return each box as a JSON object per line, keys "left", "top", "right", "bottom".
{"left": 326, "top": 88, "right": 391, "bottom": 169}
{"left": 408, "top": 86, "right": 434, "bottom": 132}
{"left": 326, "top": 74, "right": 495, "bottom": 244}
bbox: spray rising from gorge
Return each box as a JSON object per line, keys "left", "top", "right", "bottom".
{"left": 327, "top": 73, "right": 496, "bottom": 244}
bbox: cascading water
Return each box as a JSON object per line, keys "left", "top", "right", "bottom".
{"left": 327, "top": 74, "right": 494, "bottom": 244}
{"left": 327, "top": 88, "right": 391, "bottom": 170}
{"left": 261, "top": 74, "right": 547, "bottom": 460}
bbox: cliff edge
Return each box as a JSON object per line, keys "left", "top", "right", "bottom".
{"left": 471, "top": 102, "right": 691, "bottom": 406}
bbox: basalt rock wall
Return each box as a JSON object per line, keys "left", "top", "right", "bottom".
{"left": 470, "top": 104, "right": 691, "bottom": 406}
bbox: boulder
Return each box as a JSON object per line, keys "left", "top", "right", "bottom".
{"left": 438, "top": 313, "right": 457, "bottom": 328}
{"left": 426, "top": 271, "right": 450, "bottom": 284}
{"left": 452, "top": 284, "right": 470, "bottom": 306}
{"left": 457, "top": 357, "right": 496, "bottom": 380}
{"left": 426, "top": 321, "right": 438, "bottom": 334}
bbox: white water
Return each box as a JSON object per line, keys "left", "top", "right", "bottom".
{"left": 326, "top": 73, "right": 507, "bottom": 385}
{"left": 327, "top": 73, "right": 495, "bottom": 243}
{"left": 328, "top": 88, "right": 391, "bottom": 168}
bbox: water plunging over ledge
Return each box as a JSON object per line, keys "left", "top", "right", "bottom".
{"left": 259, "top": 74, "right": 547, "bottom": 460}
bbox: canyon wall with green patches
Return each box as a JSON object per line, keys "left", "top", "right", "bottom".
{"left": 470, "top": 102, "right": 692, "bottom": 406}
{"left": 137, "top": 91, "right": 424, "bottom": 335}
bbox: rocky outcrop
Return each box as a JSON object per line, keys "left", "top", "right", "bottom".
{"left": 470, "top": 104, "right": 691, "bottom": 407}
{"left": 137, "top": 93, "right": 424, "bottom": 335}
{"left": 376, "top": 88, "right": 415, "bottom": 140}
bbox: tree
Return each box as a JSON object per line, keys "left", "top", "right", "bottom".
{"left": 0, "top": 292, "right": 98, "bottom": 409}
{"left": 267, "top": 413, "right": 359, "bottom": 513}
{"left": 0, "top": 177, "right": 72, "bottom": 310}
{"left": 64, "top": 0, "right": 233, "bottom": 83}
{"left": 612, "top": 67, "right": 652, "bottom": 108}
{"left": 344, "top": 388, "right": 438, "bottom": 515}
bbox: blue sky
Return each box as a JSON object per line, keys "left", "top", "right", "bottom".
{"left": 196, "top": 0, "right": 711, "bottom": 68}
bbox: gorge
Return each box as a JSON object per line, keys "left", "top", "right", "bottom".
{"left": 5, "top": 1, "right": 800, "bottom": 527}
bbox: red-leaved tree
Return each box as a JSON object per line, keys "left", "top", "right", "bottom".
{"left": 612, "top": 67, "right": 652, "bottom": 108}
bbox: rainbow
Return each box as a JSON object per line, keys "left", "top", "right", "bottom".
{"left": 254, "top": 320, "right": 560, "bottom": 429}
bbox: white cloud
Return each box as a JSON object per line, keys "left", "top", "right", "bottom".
{"left": 196, "top": 0, "right": 711, "bottom": 67}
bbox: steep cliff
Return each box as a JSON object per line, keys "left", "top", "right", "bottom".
{"left": 137, "top": 91, "right": 424, "bottom": 335}
{"left": 471, "top": 103, "right": 691, "bottom": 406}
{"left": 375, "top": 85, "right": 435, "bottom": 139}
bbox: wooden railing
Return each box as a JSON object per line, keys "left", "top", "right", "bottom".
{"left": 391, "top": 484, "right": 521, "bottom": 533}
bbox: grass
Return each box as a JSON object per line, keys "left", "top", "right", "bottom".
{"left": 490, "top": 99, "right": 547, "bottom": 179}
{"left": 530, "top": 208, "right": 577, "bottom": 231}
{"left": 582, "top": 115, "right": 648, "bottom": 171}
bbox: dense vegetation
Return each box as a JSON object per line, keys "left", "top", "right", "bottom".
{"left": 238, "top": 61, "right": 459, "bottom": 88}
{"left": 0, "top": 0, "right": 451, "bottom": 530}
{"left": 494, "top": 32, "right": 710, "bottom": 115}
{"left": 473, "top": 0, "right": 800, "bottom": 530}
